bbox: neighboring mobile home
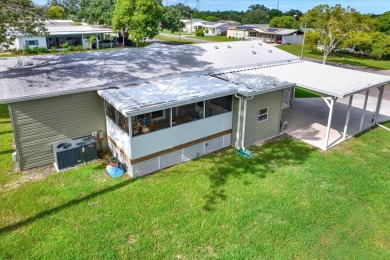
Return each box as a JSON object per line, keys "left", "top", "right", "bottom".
{"left": 227, "top": 25, "right": 303, "bottom": 44}
{"left": 6, "top": 20, "right": 113, "bottom": 51}
{"left": 1, "top": 41, "right": 389, "bottom": 178}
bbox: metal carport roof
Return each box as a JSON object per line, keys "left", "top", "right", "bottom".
{"left": 220, "top": 61, "right": 390, "bottom": 98}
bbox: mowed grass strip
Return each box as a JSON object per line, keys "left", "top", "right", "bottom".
{"left": 277, "top": 44, "right": 390, "bottom": 70}
{"left": 153, "top": 35, "right": 195, "bottom": 44}
{"left": 187, "top": 36, "right": 237, "bottom": 42}
{"left": 294, "top": 87, "right": 322, "bottom": 98}
{"left": 0, "top": 104, "right": 390, "bottom": 258}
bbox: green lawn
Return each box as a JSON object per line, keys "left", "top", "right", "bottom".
{"left": 160, "top": 29, "right": 191, "bottom": 36}
{"left": 1, "top": 104, "right": 390, "bottom": 258}
{"left": 187, "top": 36, "right": 237, "bottom": 42}
{"left": 294, "top": 87, "right": 322, "bottom": 98}
{"left": 153, "top": 35, "right": 194, "bottom": 44}
{"left": 277, "top": 44, "right": 390, "bottom": 70}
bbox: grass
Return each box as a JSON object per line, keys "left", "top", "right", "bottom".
{"left": 294, "top": 87, "right": 322, "bottom": 98}
{"left": 153, "top": 35, "right": 195, "bottom": 44}
{"left": 277, "top": 44, "right": 390, "bottom": 70}
{"left": 187, "top": 36, "right": 237, "bottom": 42}
{"left": 160, "top": 29, "right": 191, "bottom": 36}
{"left": 1, "top": 104, "right": 390, "bottom": 258}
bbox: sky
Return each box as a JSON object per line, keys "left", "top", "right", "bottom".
{"left": 33, "top": 0, "right": 390, "bottom": 14}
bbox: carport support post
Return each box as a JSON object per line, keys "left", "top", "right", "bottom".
{"left": 359, "top": 89, "right": 370, "bottom": 131}
{"left": 343, "top": 95, "right": 354, "bottom": 139}
{"left": 374, "top": 85, "right": 385, "bottom": 124}
{"left": 324, "top": 97, "right": 337, "bottom": 150}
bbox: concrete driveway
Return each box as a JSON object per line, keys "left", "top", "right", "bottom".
{"left": 281, "top": 86, "right": 390, "bottom": 150}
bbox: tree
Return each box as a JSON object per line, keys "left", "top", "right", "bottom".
{"left": 370, "top": 32, "right": 390, "bottom": 59}
{"left": 305, "top": 31, "right": 321, "bottom": 51}
{"left": 248, "top": 4, "right": 269, "bottom": 12}
{"left": 284, "top": 9, "right": 303, "bottom": 18}
{"left": 377, "top": 11, "right": 390, "bottom": 35}
{"left": 45, "top": 5, "right": 66, "bottom": 19}
{"left": 269, "top": 9, "right": 283, "bottom": 19}
{"left": 242, "top": 9, "right": 269, "bottom": 24}
{"left": 270, "top": 16, "right": 300, "bottom": 29}
{"left": 78, "top": 0, "right": 115, "bottom": 25}
{"left": 0, "top": 0, "right": 46, "bottom": 49}
{"left": 112, "top": 0, "right": 162, "bottom": 47}
{"left": 47, "top": 0, "right": 80, "bottom": 19}
{"left": 343, "top": 31, "right": 372, "bottom": 53}
{"left": 161, "top": 6, "right": 185, "bottom": 33}
{"left": 302, "top": 4, "right": 372, "bottom": 64}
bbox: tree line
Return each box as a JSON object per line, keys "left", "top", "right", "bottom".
{"left": 1, "top": 1, "right": 389, "bottom": 61}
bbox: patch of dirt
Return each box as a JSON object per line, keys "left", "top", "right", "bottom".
{"left": 1, "top": 164, "right": 56, "bottom": 191}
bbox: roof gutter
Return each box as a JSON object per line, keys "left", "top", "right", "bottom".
{"left": 241, "top": 95, "right": 254, "bottom": 150}
{"left": 234, "top": 93, "right": 243, "bottom": 149}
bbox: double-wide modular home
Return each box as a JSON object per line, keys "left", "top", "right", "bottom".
{"left": 6, "top": 19, "right": 113, "bottom": 51}
{"left": 1, "top": 41, "right": 389, "bottom": 177}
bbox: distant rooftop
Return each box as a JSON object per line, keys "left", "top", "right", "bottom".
{"left": 44, "top": 20, "right": 112, "bottom": 35}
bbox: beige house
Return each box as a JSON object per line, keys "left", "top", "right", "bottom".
{"left": 227, "top": 25, "right": 303, "bottom": 44}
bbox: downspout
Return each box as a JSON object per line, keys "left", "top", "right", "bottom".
{"left": 234, "top": 93, "right": 242, "bottom": 149}
{"left": 241, "top": 95, "right": 254, "bottom": 150}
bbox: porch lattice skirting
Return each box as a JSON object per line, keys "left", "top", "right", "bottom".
{"left": 130, "top": 133, "right": 232, "bottom": 178}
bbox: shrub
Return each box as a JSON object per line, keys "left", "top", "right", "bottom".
{"left": 60, "top": 42, "right": 68, "bottom": 49}
{"left": 23, "top": 45, "right": 32, "bottom": 54}
{"left": 75, "top": 45, "right": 84, "bottom": 51}
{"left": 195, "top": 29, "right": 204, "bottom": 37}
{"left": 31, "top": 46, "right": 40, "bottom": 54}
{"left": 50, "top": 46, "right": 57, "bottom": 52}
{"left": 39, "top": 47, "right": 48, "bottom": 53}
{"left": 10, "top": 48, "right": 21, "bottom": 55}
{"left": 66, "top": 46, "right": 74, "bottom": 52}
{"left": 204, "top": 29, "right": 209, "bottom": 34}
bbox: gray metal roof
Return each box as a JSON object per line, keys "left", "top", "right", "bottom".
{"left": 218, "top": 61, "right": 390, "bottom": 98}
{"left": 276, "top": 29, "right": 298, "bottom": 35}
{"left": 0, "top": 41, "right": 299, "bottom": 103}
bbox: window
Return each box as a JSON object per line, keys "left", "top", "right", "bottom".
{"left": 151, "top": 110, "right": 164, "bottom": 120}
{"left": 105, "top": 101, "right": 116, "bottom": 123}
{"left": 258, "top": 108, "right": 269, "bottom": 122}
{"left": 205, "top": 96, "right": 232, "bottom": 118}
{"left": 25, "top": 40, "right": 39, "bottom": 46}
{"left": 172, "top": 103, "right": 202, "bottom": 126}
{"left": 117, "top": 112, "right": 129, "bottom": 133}
{"left": 132, "top": 109, "right": 171, "bottom": 137}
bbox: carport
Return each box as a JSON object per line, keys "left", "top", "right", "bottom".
{"left": 217, "top": 61, "right": 390, "bottom": 150}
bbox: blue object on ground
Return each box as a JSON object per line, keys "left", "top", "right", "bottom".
{"left": 106, "top": 164, "right": 125, "bottom": 178}
{"left": 236, "top": 149, "right": 254, "bottom": 158}
{"left": 106, "top": 157, "right": 125, "bottom": 177}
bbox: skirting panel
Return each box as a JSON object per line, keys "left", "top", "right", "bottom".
{"left": 130, "top": 133, "right": 231, "bottom": 178}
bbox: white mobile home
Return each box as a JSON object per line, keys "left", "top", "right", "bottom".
{"left": 1, "top": 41, "right": 389, "bottom": 177}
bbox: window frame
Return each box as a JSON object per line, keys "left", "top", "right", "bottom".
{"left": 25, "top": 40, "right": 39, "bottom": 46}
{"left": 257, "top": 107, "right": 269, "bottom": 123}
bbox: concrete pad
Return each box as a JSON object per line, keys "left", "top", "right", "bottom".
{"left": 281, "top": 87, "right": 390, "bottom": 150}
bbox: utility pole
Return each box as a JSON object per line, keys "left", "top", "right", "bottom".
{"left": 300, "top": 21, "right": 307, "bottom": 60}
{"left": 277, "top": 0, "right": 280, "bottom": 10}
